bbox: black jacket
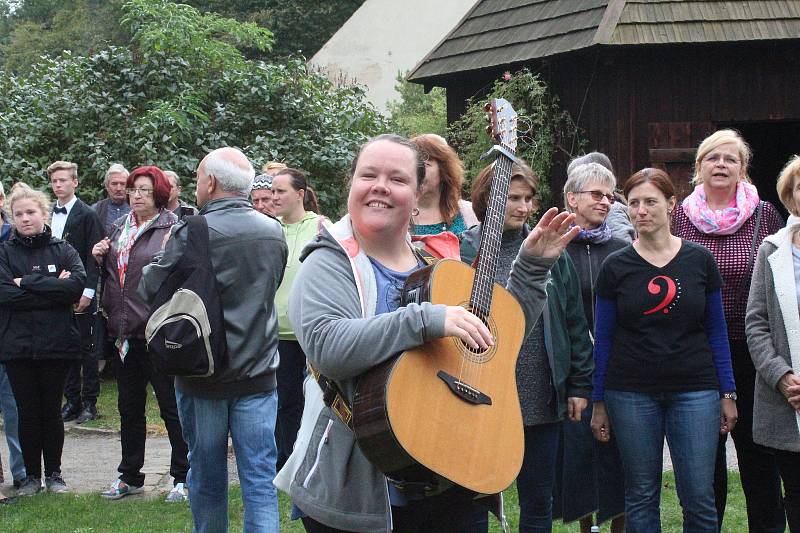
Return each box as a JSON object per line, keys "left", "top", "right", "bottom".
{"left": 57, "top": 198, "right": 103, "bottom": 294}
{"left": 0, "top": 229, "right": 86, "bottom": 361}
{"left": 566, "top": 237, "right": 629, "bottom": 330}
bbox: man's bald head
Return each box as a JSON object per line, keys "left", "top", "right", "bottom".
{"left": 195, "top": 147, "right": 255, "bottom": 206}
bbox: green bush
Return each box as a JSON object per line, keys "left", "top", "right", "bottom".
{"left": 0, "top": 0, "right": 385, "bottom": 215}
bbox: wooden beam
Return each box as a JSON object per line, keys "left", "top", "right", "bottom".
{"left": 593, "top": 0, "right": 627, "bottom": 45}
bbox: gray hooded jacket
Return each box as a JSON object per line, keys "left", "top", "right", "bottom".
{"left": 279, "top": 215, "right": 555, "bottom": 531}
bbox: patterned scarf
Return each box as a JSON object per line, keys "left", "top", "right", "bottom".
{"left": 682, "top": 182, "right": 760, "bottom": 235}
{"left": 114, "top": 211, "right": 158, "bottom": 361}
{"left": 574, "top": 221, "right": 613, "bottom": 244}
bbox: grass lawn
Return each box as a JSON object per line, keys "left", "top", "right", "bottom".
{"left": 1, "top": 472, "right": 748, "bottom": 532}
{"left": 79, "top": 377, "right": 166, "bottom": 435}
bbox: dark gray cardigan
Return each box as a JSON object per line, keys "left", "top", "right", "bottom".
{"left": 745, "top": 225, "right": 800, "bottom": 452}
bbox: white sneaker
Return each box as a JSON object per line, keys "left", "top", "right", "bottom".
{"left": 165, "top": 482, "right": 188, "bottom": 502}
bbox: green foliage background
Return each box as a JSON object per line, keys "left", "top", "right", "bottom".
{"left": 448, "top": 69, "right": 584, "bottom": 209}
{"left": 387, "top": 73, "right": 447, "bottom": 138}
{"left": 0, "top": 0, "right": 385, "bottom": 215}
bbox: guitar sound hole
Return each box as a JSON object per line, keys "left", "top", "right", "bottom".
{"left": 455, "top": 311, "right": 497, "bottom": 364}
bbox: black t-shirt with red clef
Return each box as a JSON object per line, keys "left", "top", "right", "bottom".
{"left": 596, "top": 240, "right": 723, "bottom": 393}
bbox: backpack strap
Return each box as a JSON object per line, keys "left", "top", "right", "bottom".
{"left": 182, "top": 215, "right": 210, "bottom": 261}
{"left": 734, "top": 201, "right": 764, "bottom": 309}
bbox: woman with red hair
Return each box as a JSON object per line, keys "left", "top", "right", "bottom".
{"left": 91, "top": 166, "right": 189, "bottom": 502}
{"left": 410, "top": 134, "right": 477, "bottom": 236}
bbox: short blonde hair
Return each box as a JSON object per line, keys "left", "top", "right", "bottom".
{"left": 46, "top": 161, "right": 78, "bottom": 180}
{"left": 693, "top": 129, "right": 751, "bottom": 185}
{"left": 777, "top": 155, "right": 800, "bottom": 216}
{"left": 262, "top": 161, "right": 287, "bottom": 175}
{"left": 8, "top": 184, "right": 51, "bottom": 217}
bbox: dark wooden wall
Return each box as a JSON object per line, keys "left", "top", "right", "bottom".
{"left": 440, "top": 40, "right": 800, "bottom": 205}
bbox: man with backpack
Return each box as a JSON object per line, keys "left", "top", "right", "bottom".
{"left": 139, "top": 147, "right": 287, "bottom": 532}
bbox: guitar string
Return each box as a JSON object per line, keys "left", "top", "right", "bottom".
{"left": 465, "top": 141, "right": 514, "bottom": 390}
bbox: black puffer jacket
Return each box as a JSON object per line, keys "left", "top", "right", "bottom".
{"left": 0, "top": 227, "right": 86, "bottom": 361}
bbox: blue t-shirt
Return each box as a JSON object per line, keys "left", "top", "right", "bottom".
{"left": 369, "top": 255, "right": 425, "bottom": 506}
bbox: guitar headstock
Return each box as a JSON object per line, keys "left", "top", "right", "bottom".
{"left": 484, "top": 98, "right": 518, "bottom": 152}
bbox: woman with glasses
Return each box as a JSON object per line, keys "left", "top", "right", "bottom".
{"left": 557, "top": 162, "right": 627, "bottom": 533}
{"left": 673, "top": 129, "right": 785, "bottom": 531}
{"left": 91, "top": 167, "right": 189, "bottom": 502}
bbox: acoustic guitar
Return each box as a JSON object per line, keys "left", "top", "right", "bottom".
{"left": 353, "top": 99, "right": 525, "bottom": 495}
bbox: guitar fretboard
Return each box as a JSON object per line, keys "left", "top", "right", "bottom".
{"left": 470, "top": 143, "right": 515, "bottom": 319}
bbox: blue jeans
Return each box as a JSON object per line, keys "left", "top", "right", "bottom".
{"left": 605, "top": 389, "right": 719, "bottom": 533}
{"left": 0, "top": 362, "right": 26, "bottom": 482}
{"left": 176, "top": 388, "right": 279, "bottom": 533}
{"left": 517, "top": 423, "right": 562, "bottom": 533}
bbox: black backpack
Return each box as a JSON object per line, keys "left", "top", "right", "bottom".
{"left": 145, "top": 215, "right": 227, "bottom": 377}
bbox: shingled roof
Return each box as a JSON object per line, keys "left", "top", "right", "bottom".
{"left": 408, "top": 0, "right": 800, "bottom": 82}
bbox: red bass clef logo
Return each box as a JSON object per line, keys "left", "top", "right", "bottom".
{"left": 643, "top": 275, "right": 680, "bottom": 315}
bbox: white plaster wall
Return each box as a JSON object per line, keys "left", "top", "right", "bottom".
{"left": 309, "top": 0, "right": 475, "bottom": 112}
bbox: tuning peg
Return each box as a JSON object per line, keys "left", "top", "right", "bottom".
{"left": 485, "top": 125, "right": 493, "bottom": 136}
{"left": 484, "top": 102, "right": 492, "bottom": 112}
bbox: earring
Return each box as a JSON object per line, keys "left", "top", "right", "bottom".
{"left": 412, "top": 208, "right": 420, "bottom": 217}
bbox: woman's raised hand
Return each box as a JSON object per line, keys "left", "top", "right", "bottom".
{"left": 521, "top": 207, "right": 580, "bottom": 258}
{"left": 92, "top": 238, "right": 111, "bottom": 263}
{"left": 443, "top": 306, "right": 494, "bottom": 351}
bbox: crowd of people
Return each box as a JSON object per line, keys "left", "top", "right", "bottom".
{"left": 0, "top": 128, "right": 797, "bottom": 533}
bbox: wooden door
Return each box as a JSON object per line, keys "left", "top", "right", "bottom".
{"left": 648, "top": 122, "right": 714, "bottom": 203}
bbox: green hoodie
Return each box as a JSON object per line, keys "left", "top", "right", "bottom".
{"left": 276, "top": 211, "right": 330, "bottom": 340}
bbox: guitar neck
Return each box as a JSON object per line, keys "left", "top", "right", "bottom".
{"left": 470, "top": 144, "right": 516, "bottom": 318}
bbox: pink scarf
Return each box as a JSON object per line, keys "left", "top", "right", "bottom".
{"left": 682, "top": 182, "right": 760, "bottom": 235}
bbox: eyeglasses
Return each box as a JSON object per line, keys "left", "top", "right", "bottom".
{"left": 702, "top": 154, "right": 741, "bottom": 166}
{"left": 126, "top": 188, "right": 154, "bottom": 197}
{"left": 578, "top": 190, "right": 615, "bottom": 203}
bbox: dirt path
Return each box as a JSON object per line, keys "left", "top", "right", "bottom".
{"left": 0, "top": 424, "right": 238, "bottom": 498}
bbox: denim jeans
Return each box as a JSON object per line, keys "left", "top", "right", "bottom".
{"left": 605, "top": 389, "right": 719, "bottom": 533}
{"left": 0, "top": 363, "right": 26, "bottom": 482}
{"left": 517, "top": 423, "right": 561, "bottom": 533}
{"left": 176, "top": 388, "right": 279, "bottom": 533}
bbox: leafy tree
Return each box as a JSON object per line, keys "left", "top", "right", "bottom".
{"left": 447, "top": 69, "right": 585, "bottom": 208}
{"left": 387, "top": 72, "right": 447, "bottom": 138}
{"left": 0, "top": 0, "right": 129, "bottom": 73}
{"left": 0, "top": 0, "right": 385, "bottom": 214}
{"left": 185, "top": 0, "right": 365, "bottom": 59}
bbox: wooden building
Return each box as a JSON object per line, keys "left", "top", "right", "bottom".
{"left": 408, "top": 0, "right": 800, "bottom": 210}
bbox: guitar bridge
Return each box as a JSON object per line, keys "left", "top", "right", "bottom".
{"left": 437, "top": 371, "right": 492, "bottom": 405}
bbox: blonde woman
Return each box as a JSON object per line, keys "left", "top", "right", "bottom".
{"left": 0, "top": 185, "right": 85, "bottom": 496}
{"left": 745, "top": 155, "right": 800, "bottom": 532}
{"left": 673, "top": 129, "right": 784, "bottom": 531}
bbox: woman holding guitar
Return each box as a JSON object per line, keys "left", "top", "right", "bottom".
{"left": 590, "top": 168, "right": 737, "bottom": 533}
{"left": 462, "top": 159, "right": 593, "bottom": 532}
{"left": 280, "top": 134, "right": 579, "bottom": 532}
